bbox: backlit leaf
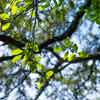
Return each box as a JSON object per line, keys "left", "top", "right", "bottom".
{"left": 72, "top": 44, "right": 78, "bottom": 51}
{"left": 12, "top": 49, "right": 23, "bottom": 55}
{"left": 30, "top": 11, "right": 35, "bottom": 17}
{"left": 36, "top": 63, "right": 43, "bottom": 71}
{"left": 0, "top": 13, "right": 9, "bottom": 20}
{"left": 32, "top": 43, "right": 39, "bottom": 52}
{"left": 63, "top": 52, "right": 68, "bottom": 60}
{"left": 38, "top": 6, "right": 44, "bottom": 11}
{"left": 34, "top": 55, "right": 41, "bottom": 62}
{"left": 11, "top": 3, "right": 17, "bottom": 15}
{"left": 11, "top": 55, "right": 22, "bottom": 63}
{"left": 64, "top": 37, "right": 72, "bottom": 48}
{"left": 46, "top": 70, "right": 54, "bottom": 79}
{"left": 78, "top": 51, "right": 87, "bottom": 58}
{"left": 67, "top": 53, "right": 75, "bottom": 61}
{"left": 36, "top": 82, "right": 43, "bottom": 90}
{"left": 22, "top": 54, "right": 28, "bottom": 64}
{"left": 53, "top": 46, "right": 62, "bottom": 53}
{"left": 2, "top": 23, "right": 11, "bottom": 31}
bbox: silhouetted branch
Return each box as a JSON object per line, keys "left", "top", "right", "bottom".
{"left": 0, "top": 35, "right": 25, "bottom": 48}
{"left": 0, "top": 0, "right": 90, "bottom": 52}
{"left": 57, "top": 53, "right": 100, "bottom": 72}
{"left": 34, "top": 51, "right": 100, "bottom": 100}
{"left": 34, "top": 0, "right": 91, "bottom": 99}
{"left": 0, "top": 55, "right": 15, "bottom": 62}
{"left": 0, "top": 53, "right": 23, "bottom": 63}
{"left": 39, "top": 0, "right": 91, "bottom": 49}
{"left": 0, "top": 0, "right": 91, "bottom": 52}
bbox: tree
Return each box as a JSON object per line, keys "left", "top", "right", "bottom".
{"left": 0, "top": 0, "right": 100, "bottom": 100}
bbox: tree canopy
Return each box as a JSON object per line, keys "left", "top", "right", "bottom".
{"left": 0, "top": 0, "right": 100, "bottom": 100}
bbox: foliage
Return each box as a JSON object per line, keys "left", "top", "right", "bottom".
{"left": 0, "top": 0, "right": 100, "bottom": 100}
{"left": 86, "top": 0, "right": 100, "bottom": 24}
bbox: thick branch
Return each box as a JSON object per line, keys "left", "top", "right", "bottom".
{"left": 0, "top": 53, "right": 23, "bottom": 63}
{"left": 34, "top": 51, "right": 100, "bottom": 100}
{"left": 39, "top": 0, "right": 91, "bottom": 49}
{"left": 0, "top": 35, "right": 25, "bottom": 48}
{"left": 34, "top": 0, "right": 91, "bottom": 99}
{"left": 58, "top": 53, "right": 100, "bottom": 72}
{"left": 0, "top": 55, "right": 15, "bottom": 62}
{"left": 0, "top": 0, "right": 91, "bottom": 52}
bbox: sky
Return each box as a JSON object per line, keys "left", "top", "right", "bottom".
{"left": 0, "top": 0, "right": 100, "bottom": 100}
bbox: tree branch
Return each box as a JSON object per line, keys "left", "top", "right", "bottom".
{"left": 39, "top": 0, "right": 91, "bottom": 49}
{"left": 0, "top": 35, "right": 25, "bottom": 48}
{"left": 34, "top": 51, "right": 100, "bottom": 100}
{"left": 0, "top": 53, "right": 23, "bottom": 63}
{"left": 0, "top": 55, "right": 15, "bottom": 62}
{"left": 34, "top": 0, "right": 91, "bottom": 99}
{"left": 58, "top": 53, "right": 100, "bottom": 72}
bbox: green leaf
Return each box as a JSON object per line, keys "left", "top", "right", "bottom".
{"left": 25, "top": 0, "right": 32, "bottom": 5}
{"left": 64, "top": 37, "right": 72, "bottom": 48}
{"left": 11, "top": 49, "right": 23, "bottom": 55}
{"left": 78, "top": 51, "right": 87, "bottom": 58}
{"left": 36, "top": 63, "right": 43, "bottom": 71}
{"left": 67, "top": 53, "right": 76, "bottom": 61}
{"left": 11, "top": 55, "right": 22, "bottom": 63}
{"left": 30, "top": 11, "right": 35, "bottom": 17}
{"left": 36, "top": 82, "right": 43, "bottom": 90}
{"left": 96, "top": 17, "right": 100, "bottom": 24}
{"left": 56, "top": 11, "right": 65, "bottom": 23}
{"left": 46, "top": 70, "right": 54, "bottom": 79}
{"left": 29, "top": 62, "right": 36, "bottom": 73}
{"left": 0, "top": 13, "right": 9, "bottom": 20}
{"left": 38, "top": 6, "right": 45, "bottom": 11}
{"left": 2, "top": 23, "right": 11, "bottom": 31}
{"left": 34, "top": 55, "right": 41, "bottom": 62}
{"left": 33, "top": 43, "right": 39, "bottom": 52}
{"left": 53, "top": 46, "right": 62, "bottom": 53}
{"left": 63, "top": 52, "right": 68, "bottom": 60}
{"left": 22, "top": 54, "right": 28, "bottom": 64}
{"left": 11, "top": 2, "right": 17, "bottom": 15}
{"left": 72, "top": 44, "right": 78, "bottom": 51}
